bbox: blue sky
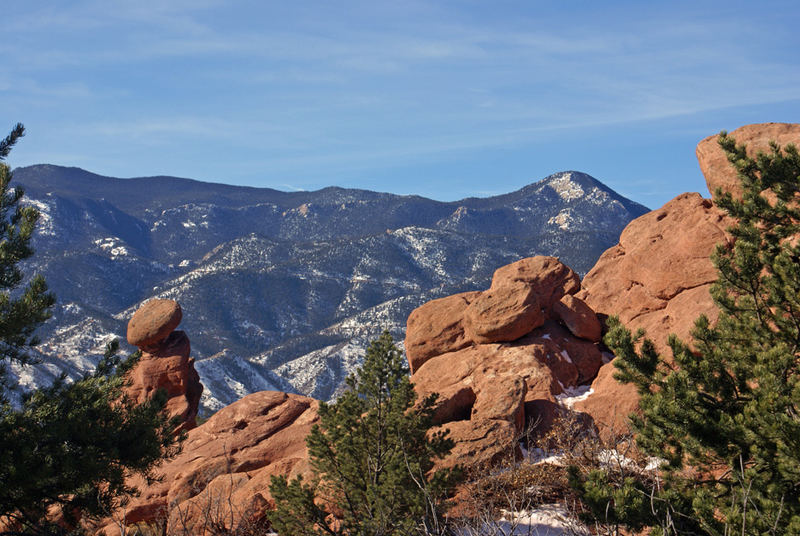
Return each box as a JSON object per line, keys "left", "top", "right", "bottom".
{"left": 3, "top": 1, "right": 798, "bottom": 208}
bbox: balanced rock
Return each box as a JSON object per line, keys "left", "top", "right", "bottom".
{"left": 124, "top": 300, "right": 203, "bottom": 432}
{"left": 697, "top": 122, "right": 800, "bottom": 200}
{"left": 99, "top": 391, "right": 318, "bottom": 535}
{"left": 127, "top": 299, "right": 183, "bottom": 348}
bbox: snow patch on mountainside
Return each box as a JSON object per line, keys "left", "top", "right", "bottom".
{"left": 547, "top": 172, "right": 585, "bottom": 202}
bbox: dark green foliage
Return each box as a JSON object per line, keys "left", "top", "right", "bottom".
{"left": 572, "top": 133, "right": 800, "bottom": 534}
{"left": 0, "top": 124, "right": 54, "bottom": 387}
{"left": 0, "top": 124, "right": 179, "bottom": 534}
{"left": 269, "top": 332, "right": 461, "bottom": 536}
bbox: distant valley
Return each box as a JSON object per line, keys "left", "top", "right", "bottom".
{"left": 10, "top": 164, "right": 647, "bottom": 413}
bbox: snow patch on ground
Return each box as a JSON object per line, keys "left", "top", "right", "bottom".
{"left": 457, "top": 504, "right": 588, "bottom": 535}
{"left": 555, "top": 385, "right": 592, "bottom": 409}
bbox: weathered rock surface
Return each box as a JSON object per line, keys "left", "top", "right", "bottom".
{"left": 99, "top": 391, "right": 318, "bottom": 535}
{"left": 574, "top": 193, "right": 733, "bottom": 437}
{"left": 409, "top": 256, "right": 603, "bottom": 467}
{"left": 697, "top": 122, "right": 800, "bottom": 200}
{"left": 405, "top": 291, "right": 480, "bottom": 374}
{"left": 464, "top": 283, "right": 545, "bottom": 344}
{"left": 127, "top": 299, "right": 183, "bottom": 348}
{"left": 578, "top": 193, "right": 730, "bottom": 353}
{"left": 491, "top": 256, "right": 581, "bottom": 308}
{"left": 125, "top": 300, "right": 203, "bottom": 432}
{"left": 125, "top": 331, "right": 203, "bottom": 431}
{"left": 553, "top": 294, "right": 602, "bottom": 343}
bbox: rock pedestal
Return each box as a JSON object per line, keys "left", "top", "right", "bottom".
{"left": 125, "top": 299, "right": 203, "bottom": 432}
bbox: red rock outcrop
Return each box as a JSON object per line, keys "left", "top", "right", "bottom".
{"left": 99, "top": 391, "right": 318, "bottom": 535}
{"left": 127, "top": 299, "right": 183, "bottom": 349}
{"left": 573, "top": 191, "right": 734, "bottom": 438}
{"left": 697, "top": 122, "right": 800, "bottom": 200}
{"left": 553, "top": 294, "right": 602, "bottom": 343}
{"left": 405, "top": 291, "right": 480, "bottom": 373}
{"left": 408, "top": 256, "right": 603, "bottom": 467}
{"left": 575, "top": 123, "right": 800, "bottom": 438}
{"left": 125, "top": 300, "right": 203, "bottom": 432}
{"left": 464, "top": 283, "right": 545, "bottom": 344}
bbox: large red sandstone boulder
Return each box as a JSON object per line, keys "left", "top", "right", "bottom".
{"left": 491, "top": 256, "right": 580, "bottom": 308}
{"left": 405, "top": 291, "right": 480, "bottom": 373}
{"left": 99, "top": 391, "right": 318, "bottom": 535}
{"left": 697, "top": 122, "right": 800, "bottom": 200}
{"left": 553, "top": 294, "right": 602, "bottom": 343}
{"left": 574, "top": 193, "right": 733, "bottom": 438}
{"left": 405, "top": 256, "right": 583, "bottom": 374}
{"left": 407, "top": 256, "right": 603, "bottom": 467}
{"left": 125, "top": 300, "right": 203, "bottom": 432}
{"left": 578, "top": 193, "right": 730, "bottom": 349}
{"left": 464, "top": 283, "right": 545, "bottom": 344}
{"left": 125, "top": 331, "right": 202, "bottom": 431}
{"left": 127, "top": 299, "right": 183, "bottom": 348}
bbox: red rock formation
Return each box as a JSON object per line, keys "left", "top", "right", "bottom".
{"left": 553, "top": 294, "right": 602, "bottom": 343}
{"left": 405, "top": 291, "right": 480, "bottom": 373}
{"left": 696, "top": 122, "right": 800, "bottom": 200}
{"left": 408, "top": 256, "right": 603, "bottom": 467}
{"left": 127, "top": 299, "right": 183, "bottom": 349}
{"left": 464, "top": 282, "right": 545, "bottom": 344}
{"left": 491, "top": 256, "right": 581, "bottom": 308}
{"left": 578, "top": 193, "right": 731, "bottom": 352}
{"left": 125, "top": 300, "right": 203, "bottom": 432}
{"left": 573, "top": 193, "right": 732, "bottom": 438}
{"left": 98, "top": 391, "right": 318, "bottom": 535}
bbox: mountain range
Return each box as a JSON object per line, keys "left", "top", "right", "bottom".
{"left": 10, "top": 164, "right": 648, "bottom": 413}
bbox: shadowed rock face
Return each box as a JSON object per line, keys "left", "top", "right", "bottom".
{"left": 124, "top": 299, "right": 203, "bottom": 432}
{"left": 407, "top": 256, "right": 604, "bottom": 467}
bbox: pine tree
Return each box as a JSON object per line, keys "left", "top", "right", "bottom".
{"left": 571, "top": 133, "right": 800, "bottom": 534}
{"left": 269, "top": 332, "right": 461, "bottom": 536}
{"left": 0, "top": 124, "right": 180, "bottom": 534}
